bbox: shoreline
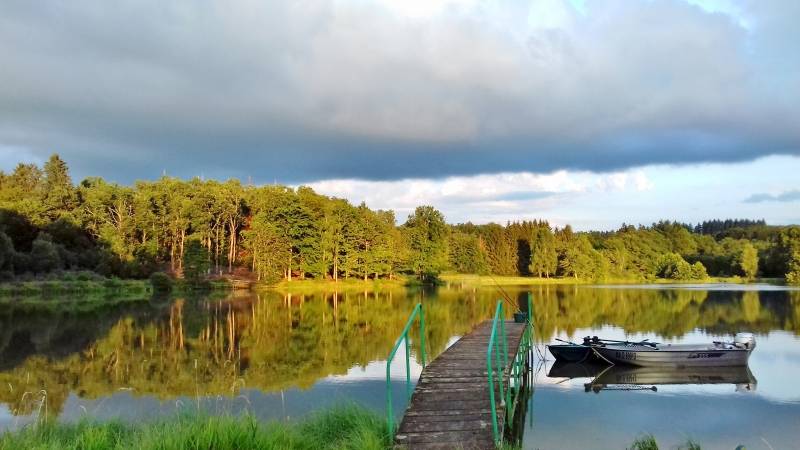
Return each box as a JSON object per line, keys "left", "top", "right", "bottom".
{"left": 0, "top": 273, "right": 789, "bottom": 300}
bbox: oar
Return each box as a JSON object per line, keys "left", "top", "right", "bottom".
{"left": 554, "top": 338, "right": 579, "bottom": 345}
{"left": 588, "top": 337, "right": 659, "bottom": 347}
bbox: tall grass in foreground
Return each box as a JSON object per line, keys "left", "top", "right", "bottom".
{"left": 0, "top": 405, "right": 706, "bottom": 450}
{"left": 0, "top": 405, "right": 388, "bottom": 450}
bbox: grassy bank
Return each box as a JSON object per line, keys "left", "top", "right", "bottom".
{"left": 0, "top": 279, "right": 151, "bottom": 297}
{"left": 0, "top": 405, "right": 388, "bottom": 450}
{"left": 440, "top": 273, "right": 784, "bottom": 287}
{"left": 0, "top": 406, "right": 702, "bottom": 450}
{"left": 257, "top": 276, "right": 412, "bottom": 292}
{"left": 0, "top": 270, "right": 237, "bottom": 304}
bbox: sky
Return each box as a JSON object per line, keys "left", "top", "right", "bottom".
{"left": 0, "top": 0, "right": 798, "bottom": 230}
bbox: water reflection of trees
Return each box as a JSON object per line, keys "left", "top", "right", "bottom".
{"left": 0, "top": 286, "right": 798, "bottom": 417}
{"left": 0, "top": 288, "right": 498, "bottom": 417}
{"left": 522, "top": 286, "right": 800, "bottom": 339}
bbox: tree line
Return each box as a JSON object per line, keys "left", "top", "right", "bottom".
{"left": 1, "top": 154, "right": 799, "bottom": 283}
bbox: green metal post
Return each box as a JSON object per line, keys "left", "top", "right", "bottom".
{"left": 386, "top": 364, "right": 393, "bottom": 438}
{"left": 501, "top": 311, "right": 508, "bottom": 370}
{"left": 495, "top": 328, "right": 505, "bottom": 403}
{"left": 420, "top": 306, "right": 426, "bottom": 366}
{"left": 528, "top": 292, "right": 535, "bottom": 343}
{"left": 405, "top": 336, "right": 412, "bottom": 400}
{"left": 486, "top": 301, "right": 503, "bottom": 445}
{"left": 385, "top": 303, "right": 425, "bottom": 441}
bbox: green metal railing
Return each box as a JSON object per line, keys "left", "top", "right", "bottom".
{"left": 385, "top": 303, "right": 426, "bottom": 439}
{"left": 487, "top": 293, "right": 534, "bottom": 446}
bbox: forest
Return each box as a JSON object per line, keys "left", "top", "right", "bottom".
{"left": 1, "top": 154, "right": 799, "bottom": 284}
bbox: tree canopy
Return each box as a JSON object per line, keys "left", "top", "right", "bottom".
{"left": 0, "top": 154, "right": 798, "bottom": 284}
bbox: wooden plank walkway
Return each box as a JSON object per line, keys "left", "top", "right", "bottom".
{"left": 394, "top": 320, "right": 528, "bottom": 449}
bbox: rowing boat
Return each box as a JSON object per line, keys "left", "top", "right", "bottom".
{"left": 593, "top": 333, "right": 756, "bottom": 367}
{"left": 547, "top": 336, "right": 656, "bottom": 363}
{"left": 547, "top": 343, "right": 594, "bottom": 363}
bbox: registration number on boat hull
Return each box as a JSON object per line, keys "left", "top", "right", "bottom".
{"left": 687, "top": 352, "right": 724, "bottom": 359}
{"left": 614, "top": 351, "right": 637, "bottom": 361}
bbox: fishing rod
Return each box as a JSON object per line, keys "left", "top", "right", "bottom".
{"left": 583, "top": 336, "right": 659, "bottom": 348}
{"left": 486, "top": 272, "right": 520, "bottom": 312}
{"left": 585, "top": 383, "right": 658, "bottom": 393}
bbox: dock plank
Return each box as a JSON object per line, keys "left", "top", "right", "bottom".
{"left": 394, "top": 320, "right": 527, "bottom": 449}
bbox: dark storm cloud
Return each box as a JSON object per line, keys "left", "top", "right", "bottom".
{"left": 0, "top": 0, "right": 798, "bottom": 184}
{"left": 744, "top": 190, "right": 800, "bottom": 203}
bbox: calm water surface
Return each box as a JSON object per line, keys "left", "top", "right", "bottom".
{"left": 1, "top": 284, "right": 798, "bottom": 449}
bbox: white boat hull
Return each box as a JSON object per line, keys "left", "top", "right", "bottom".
{"left": 595, "top": 343, "right": 752, "bottom": 367}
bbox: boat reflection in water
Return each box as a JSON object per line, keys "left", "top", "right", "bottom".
{"left": 547, "top": 361, "right": 757, "bottom": 394}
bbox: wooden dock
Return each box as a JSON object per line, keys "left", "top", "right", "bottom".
{"left": 394, "top": 320, "right": 529, "bottom": 449}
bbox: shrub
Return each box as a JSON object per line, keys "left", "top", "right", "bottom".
{"left": 75, "top": 270, "right": 102, "bottom": 282}
{"left": 690, "top": 261, "right": 708, "bottom": 280}
{"left": 658, "top": 253, "right": 707, "bottom": 280}
{"left": 30, "top": 233, "right": 62, "bottom": 274}
{"left": 0, "top": 231, "right": 14, "bottom": 271}
{"left": 630, "top": 435, "right": 658, "bottom": 450}
{"left": 149, "top": 272, "right": 173, "bottom": 292}
{"left": 182, "top": 236, "right": 210, "bottom": 286}
{"left": 103, "top": 277, "right": 123, "bottom": 290}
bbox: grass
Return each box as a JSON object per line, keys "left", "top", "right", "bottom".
{"left": 0, "top": 404, "right": 706, "bottom": 450}
{"left": 440, "top": 273, "right": 783, "bottom": 287}
{"left": 628, "top": 435, "right": 701, "bottom": 450}
{"left": 0, "top": 271, "right": 236, "bottom": 309}
{"left": 0, "top": 278, "right": 151, "bottom": 298}
{"left": 0, "top": 405, "right": 388, "bottom": 450}
{"left": 0, "top": 279, "right": 154, "bottom": 312}
{"left": 259, "top": 276, "right": 412, "bottom": 292}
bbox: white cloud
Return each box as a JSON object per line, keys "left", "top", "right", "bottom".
{"left": 304, "top": 168, "right": 654, "bottom": 223}
{"left": 595, "top": 170, "right": 654, "bottom": 192}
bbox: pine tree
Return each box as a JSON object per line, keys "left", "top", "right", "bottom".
{"left": 42, "top": 153, "right": 76, "bottom": 220}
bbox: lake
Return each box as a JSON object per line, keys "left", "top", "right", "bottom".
{"left": 1, "top": 284, "right": 798, "bottom": 449}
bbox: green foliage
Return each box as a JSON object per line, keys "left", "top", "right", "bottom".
{"left": 0, "top": 154, "right": 796, "bottom": 284}
{"left": 0, "top": 405, "right": 388, "bottom": 450}
{"left": 243, "top": 212, "right": 291, "bottom": 283}
{"left": 690, "top": 261, "right": 708, "bottom": 280}
{"left": 404, "top": 206, "right": 449, "bottom": 280}
{"left": 479, "top": 223, "right": 516, "bottom": 275}
{"left": 448, "top": 232, "right": 488, "bottom": 274}
{"left": 629, "top": 435, "right": 659, "bottom": 450}
{"left": 695, "top": 218, "right": 766, "bottom": 236}
{"left": 529, "top": 224, "right": 557, "bottom": 278}
{"left": 657, "top": 253, "right": 692, "bottom": 279}
{"left": 29, "top": 233, "right": 61, "bottom": 274}
{"left": 736, "top": 241, "right": 759, "bottom": 278}
{"left": 655, "top": 253, "right": 707, "bottom": 281}
{"left": 149, "top": 272, "right": 173, "bottom": 292}
{"left": 182, "top": 236, "right": 210, "bottom": 285}
{"left": 42, "top": 153, "right": 76, "bottom": 220}
{"left": 778, "top": 227, "right": 800, "bottom": 285}
{"left": 0, "top": 231, "right": 14, "bottom": 271}
{"left": 628, "top": 434, "right": 702, "bottom": 450}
